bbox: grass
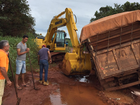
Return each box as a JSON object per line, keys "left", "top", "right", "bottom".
{"left": 0, "top": 34, "right": 39, "bottom": 78}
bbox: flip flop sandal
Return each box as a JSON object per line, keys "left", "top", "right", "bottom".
{"left": 22, "top": 84, "right": 29, "bottom": 87}
{"left": 16, "top": 86, "right": 22, "bottom": 90}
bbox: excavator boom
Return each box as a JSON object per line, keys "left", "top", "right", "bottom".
{"left": 35, "top": 8, "right": 92, "bottom": 75}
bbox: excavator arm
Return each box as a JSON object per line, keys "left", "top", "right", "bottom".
{"left": 43, "top": 8, "right": 79, "bottom": 53}
{"left": 35, "top": 11, "right": 67, "bottom": 51}
{"left": 53, "top": 8, "right": 92, "bottom": 75}
{"left": 44, "top": 17, "right": 67, "bottom": 46}
{"left": 35, "top": 8, "right": 92, "bottom": 75}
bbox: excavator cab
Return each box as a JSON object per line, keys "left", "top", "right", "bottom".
{"left": 52, "top": 30, "right": 66, "bottom": 47}
{"left": 35, "top": 30, "right": 67, "bottom": 51}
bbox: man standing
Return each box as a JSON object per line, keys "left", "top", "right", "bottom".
{"left": 38, "top": 45, "right": 52, "bottom": 86}
{"left": 0, "top": 40, "right": 12, "bottom": 105}
{"left": 15, "top": 35, "right": 30, "bottom": 89}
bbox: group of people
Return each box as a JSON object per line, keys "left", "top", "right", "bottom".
{"left": 0, "top": 35, "right": 52, "bottom": 105}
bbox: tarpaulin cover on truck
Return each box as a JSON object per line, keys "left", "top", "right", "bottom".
{"left": 80, "top": 10, "right": 140, "bottom": 42}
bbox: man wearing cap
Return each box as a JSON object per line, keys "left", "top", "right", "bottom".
{"left": 38, "top": 45, "right": 52, "bottom": 86}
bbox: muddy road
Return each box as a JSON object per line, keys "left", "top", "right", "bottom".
{"left": 2, "top": 64, "right": 140, "bottom": 105}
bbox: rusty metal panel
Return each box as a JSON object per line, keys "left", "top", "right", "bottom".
{"left": 96, "top": 50, "right": 119, "bottom": 79}
{"left": 106, "top": 81, "right": 140, "bottom": 91}
{"left": 85, "top": 22, "right": 140, "bottom": 51}
{"left": 115, "top": 46, "right": 138, "bottom": 70}
{"left": 133, "top": 42, "right": 140, "bottom": 62}
{"left": 93, "top": 40, "right": 140, "bottom": 80}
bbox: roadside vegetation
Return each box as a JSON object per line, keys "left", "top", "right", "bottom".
{"left": 65, "top": 38, "right": 72, "bottom": 52}
{"left": 0, "top": 0, "right": 35, "bottom": 37}
{"left": 0, "top": 33, "right": 39, "bottom": 78}
{"left": 0, "top": 0, "right": 38, "bottom": 78}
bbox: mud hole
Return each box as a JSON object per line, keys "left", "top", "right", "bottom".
{"left": 2, "top": 64, "right": 140, "bottom": 105}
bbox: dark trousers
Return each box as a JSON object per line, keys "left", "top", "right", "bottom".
{"left": 39, "top": 59, "right": 48, "bottom": 82}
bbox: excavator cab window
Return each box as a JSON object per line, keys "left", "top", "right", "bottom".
{"left": 52, "top": 31, "right": 66, "bottom": 47}
{"left": 56, "top": 31, "right": 66, "bottom": 47}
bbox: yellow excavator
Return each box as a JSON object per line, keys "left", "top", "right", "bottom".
{"left": 35, "top": 8, "right": 92, "bottom": 75}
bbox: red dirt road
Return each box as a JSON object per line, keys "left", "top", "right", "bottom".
{"left": 2, "top": 64, "right": 139, "bottom": 105}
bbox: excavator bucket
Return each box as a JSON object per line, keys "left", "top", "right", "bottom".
{"left": 60, "top": 52, "right": 92, "bottom": 75}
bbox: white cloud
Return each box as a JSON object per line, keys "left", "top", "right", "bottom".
{"left": 27, "top": 0, "right": 140, "bottom": 37}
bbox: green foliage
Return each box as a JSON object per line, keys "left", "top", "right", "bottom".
{"left": 90, "top": 1, "right": 140, "bottom": 22}
{"left": 65, "top": 38, "right": 72, "bottom": 47}
{"left": 0, "top": 0, "right": 35, "bottom": 36}
{"left": 65, "top": 47, "right": 71, "bottom": 52}
{"left": 0, "top": 28, "right": 3, "bottom": 36}
{"left": 64, "top": 38, "right": 73, "bottom": 52}
{"left": 0, "top": 35, "right": 39, "bottom": 78}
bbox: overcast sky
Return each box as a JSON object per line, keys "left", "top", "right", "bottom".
{"left": 27, "top": 0, "right": 139, "bottom": 38}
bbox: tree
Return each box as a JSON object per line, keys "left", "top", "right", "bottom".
{"left": 90, "top": 1, "right": 140, "bottom": 22}
{"left": 0, "top": 0, "right": 35, "bottom": 36}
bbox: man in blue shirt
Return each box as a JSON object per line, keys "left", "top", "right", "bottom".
{"left": 38, "top": 45, "right": 52, "bottom": 86}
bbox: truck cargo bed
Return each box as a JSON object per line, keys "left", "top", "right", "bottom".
{"left": 85, "top": 39, "right": 140, "bottom": 91}
{"left": 81, "top": 10, "right": 140, "bottom": 91}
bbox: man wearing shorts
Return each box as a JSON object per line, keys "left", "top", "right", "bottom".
{"left": 15, "top": 35, "right": 30, "bottom": 90}
{"left": 0, "top": 40, "right": 12, "bottom": 104}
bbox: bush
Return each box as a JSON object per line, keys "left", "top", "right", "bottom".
{"left": 0, "top": 28, "right": 3, "bottom": 36}
{"left": 65, "top": 38, "right": 72, "bottom": 47}
{"left": 0, "top": 35, "right": 39, "bottom": 78}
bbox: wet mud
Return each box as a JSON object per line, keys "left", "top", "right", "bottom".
{"left": 2, "top": 64, "right": 140, "bottom": 105}
{"left": 41, "top": 83, "right": 107, "bottom": 105}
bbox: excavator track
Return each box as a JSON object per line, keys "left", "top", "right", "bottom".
{"left": 51, "top": 52, "right": 65, "bottom": 63}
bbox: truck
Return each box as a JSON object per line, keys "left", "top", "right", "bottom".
{"left": 80, "top": 10, "right": 140, "bottom": 91}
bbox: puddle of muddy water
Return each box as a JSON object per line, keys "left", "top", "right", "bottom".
{"left": 41, "top": 82, "right": 107, "bottom": 105}
{"left": 78, "top": 75, "right": 90, "bottom": 83}
{"left": 69, "top": 75, "right": 91, "bottom": 83}
{"left": 50, "top": 91, "right": 67, "bottom": 105}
